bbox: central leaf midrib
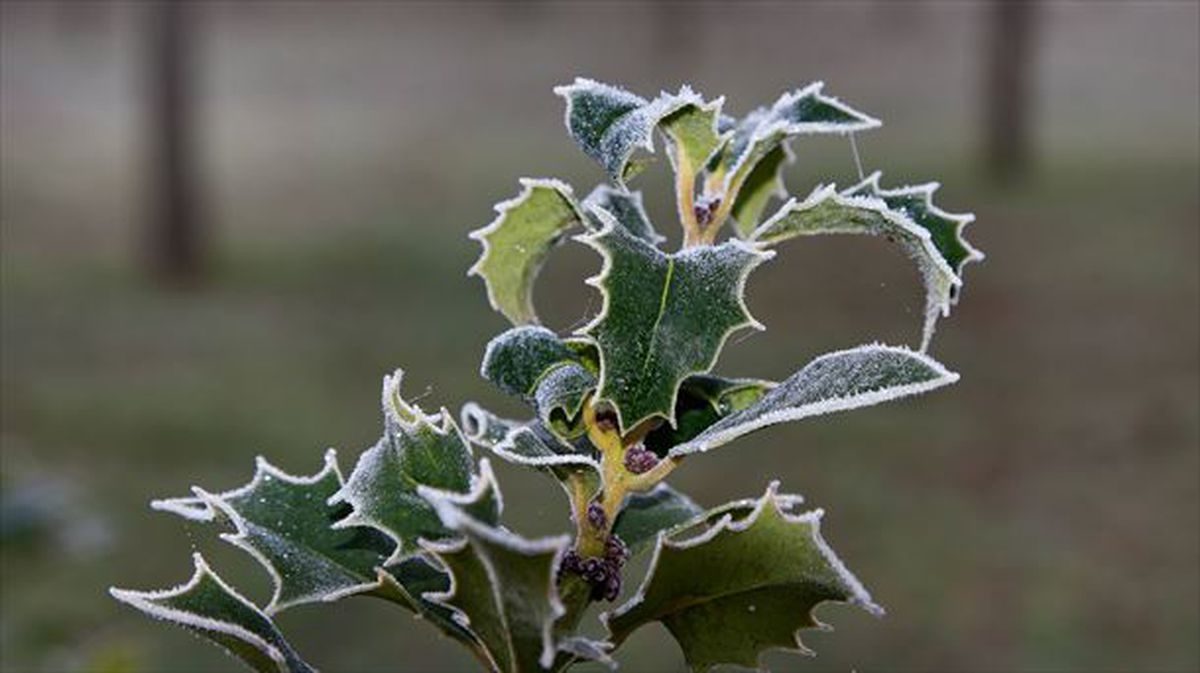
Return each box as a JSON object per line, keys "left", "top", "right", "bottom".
{"left": 640, "top": 257, "right": 675, "bottom": 375}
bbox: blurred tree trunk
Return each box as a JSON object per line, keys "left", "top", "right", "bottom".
{"left": 983, "top": 0, "right": 1037, "bottom": 182}
{"left": 146, "top": 0, "right": 205, "bottom": 282}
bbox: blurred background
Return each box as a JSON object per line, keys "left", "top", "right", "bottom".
{"left": 1, "top": 1, "right": 1197, "bottom": 671}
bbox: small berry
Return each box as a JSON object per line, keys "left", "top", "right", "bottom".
{"left": 605, "top": 534, "right": 629, "bottom": 566}
{"left": 624, "top": 444, "right": 659, "bottom": 474}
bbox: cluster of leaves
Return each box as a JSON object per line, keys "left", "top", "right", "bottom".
{"left": 112, "top": 78, "right": 979, "bottom": 672}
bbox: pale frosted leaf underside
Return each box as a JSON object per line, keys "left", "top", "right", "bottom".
{"left": 604, "top": 483, "right": 882, "bottom": 672}
{"left": 752, "top": 183, "right": 962, "bottom": 350}
{"left": 110, "top": 554, "right": 316, "bottom": 673}
{"left": 670, "top": 344, "right": 958, "bottom": 457}
{"left": 577, "top": 208, "right": 774, "bottom": 432}
{"left": 470, "top": 178, "right": 586, "bottom": 325}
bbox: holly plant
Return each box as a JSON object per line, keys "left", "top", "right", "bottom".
{"left": 111, "top": 78, "right": 981, "bottom": 672}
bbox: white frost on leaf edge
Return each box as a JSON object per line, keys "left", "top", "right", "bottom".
{"left": 467, "top": 178, "right": 586, "bottom": 325}
{"left": 327, "top": 369, "right": 494, "bottom": 567}
{"left": 721, "top": 81, "right": 882, "bottom": 199}
{"left": 846, "top": 170, "right": 985, "bottom": 300}
{"left": 553, "top": 78, "right": 711, "bottom": 189}
{"left": 109, "top": 552, "right": 298, "bottom": 673}
{"left": 583, "top": 184, "right": 665, "bottom": 245}
{"left": 752, "top": 183, "right": 962, "bottom": 350}
{"left": 669, "top": 343, "right": 959, "bottom": 458}
{"left": 601, "top": 481, "right": 883, "bottom": 654}
{"left": 573, "top": 206, "right": 775, "bottom": 433}
{"left": 418, "top": 462, "right": 571, "bottom": 670}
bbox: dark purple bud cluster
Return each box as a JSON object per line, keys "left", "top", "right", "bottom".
{"left": 623, "top": 444, "right": 659, "bottom": 475}
{"left": 586, "top": 501, "right": 607, "bottom": 530}
{"left": 557, "top": 534, "right": 629, "bottom": 602}
{"left": 693, "top": 196, "right": 722, "bottom": 228}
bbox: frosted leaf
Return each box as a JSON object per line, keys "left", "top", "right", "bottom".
{"left": 603, "top": 483, "right": 881, "bottom": 672}
{"left": 554, "top": 78, "right": 703, "bottom": 188}
{"left": 752, "top": 183, "right": 963, "bottom": 350}
{"left": 612, "top": 484, "right": 703, "bottom": 556}
{"left": 705, "top": 83, "right": 880, "bottom": 231}
{"left": 576, "top": 207, "right": 774, "bottom": 432}
{"left": 842, "top": 171, "right": 983, "bottom": 301}
{"left": 420, "top": 470, "right": 571, "bottom": 672}
{"left": 670, "top": 344, "right": 958, "bottom": 457}
{"left": 460, "top": 403, "right": 602, "bottom": 505}
{"left": 583, "top": 185, "right": 664, "bottom": 245}
{"left": 153, "top": 450, "right": 391, "bottom": 613}
{"left": 469, "top": 178, "right": 586, "bottom": 325}
{"left": 330, "top": 370, "right": 499, "bottom": 565}
{"left": 642, "top": 374, "right": 774, "bottom": 455}
{"left": 110, "top": 553, "right": 316, "bottom": 673}
{"left": 481, "top": 326, "right": 598, "bottom": 439}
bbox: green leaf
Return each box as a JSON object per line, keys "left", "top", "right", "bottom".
{"left": 706, "top": 83, "right": 879, "bottom": 221}
{"left": 553, "top": 78, "right": 703, "bottom": 188}
{"left": 110, "top": 553, "right": 316, "bottom": 673}
{"left": 470, "top": 179, "right": 586, "bottom": 325}
{"left": 643, "top": 375, "right": 774, "bottom": 455}
{"left": 419, "top": 472, "right": 571, "bottom": 672}
{"left": 751, "top": 183, "right": 963, "bottom": 349}
{"left": 481, "top": 326, "right": 597, "bottom": 438}
{"left": 604, "top": 484, "right": 882, "bottom": 672}
{"left": 331, "top": 369, "right": 500, "bottom": 564}
{"left": 729, "top": 144, "right": 790, "bottom": 238}
{"left": 583, "top": 185, "right": 664, "bottom": 245}
{"left": 151, "top": 450, "right": 393, "bottom": 613}
{"left": 843, "top": 171, "right": 983, "bottom": 301}
{"left": 659, "top": 95, "right": 725, "bottom": 183}
{"left": 460, "top": 403, "right": 602, "bottom": 505}
{"left": 612, "top": 484, "right": 703, "bottom": 556}
{"left": 670, "top": 344, "right": 958, "bottom": 457}
{"left": 577, "top": 209, "right": 773, "bottom": 431}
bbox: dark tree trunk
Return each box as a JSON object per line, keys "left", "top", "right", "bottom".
{"left": 147, "top": 0, "right": 204, "bottom": 282}
{"left": 983, "top": 0, "right": 1037, "bottom": 182}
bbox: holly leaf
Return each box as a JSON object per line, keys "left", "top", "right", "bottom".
{"left": 151, "top": 449, "right": 394, "bottom": 613}
{"left": 330, "top": 370, "right": 500, "bottom": 565}
{"left": 577, "top": 208, "right": 773, "bottom": 431}
{"left": 460, "top": 403, "right": 602, "bottom": 507}
{"left": 553, "top": 78, "right": 705, "bottom": 188}
{"left": 751, "top": 183, "right": 963, "bottom": 350}
{"left": 481, "top": 326, "right": 597, "bottom": 438}
{"left": 470, "top": 179, "right": 586, "bottom": 325}
{"left": 643, "top": 375, "right": 774, "bottom": 455}
{"left": 419, "top": 472, "right": 572, "bottom": 672}
{"left": 706, "top": 83, "right": 879, "bottom": 224}
{"left": 110, "top": 553, "right": 316, "bottom": 673}
{"left": 583, "top": 185, "right": 664, "bottom": 245}
{"left": 612, "top": 484, "right": 703, "bottom": 556}
{"left": 603, "top": 483, "right": 882, "bottom": 672}
{"left": 670, "top": 344, "right": 959, "bottom": 457}
{"left": 843, "top": 171, "right": 983, "bottom": 301}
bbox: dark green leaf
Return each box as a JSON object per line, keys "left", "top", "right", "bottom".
{"left": 612, "top": 484, "right": 703, "bottom": 556}
{"left": 420, "top": 471, "right": 571, "bottom": 672}
{"left": 751, "top": 184, "right": 962, "bottom": 349}
{"left": 604, "top": 484, "right": 882, "bottom": 672}
{"left": 577, "top": 211, "right": 773, "bottom": 431}
{"left": 583, "top": 185, "right": 664, "bottom": 245}
{"left": 330, "top": 370, "right": 499, "bottom": 564}
{"left": 643, "top": 375, "right": 773, "bottom": 454}
{"left": 110, "top": 554, "right": 316, "bottom": 673}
